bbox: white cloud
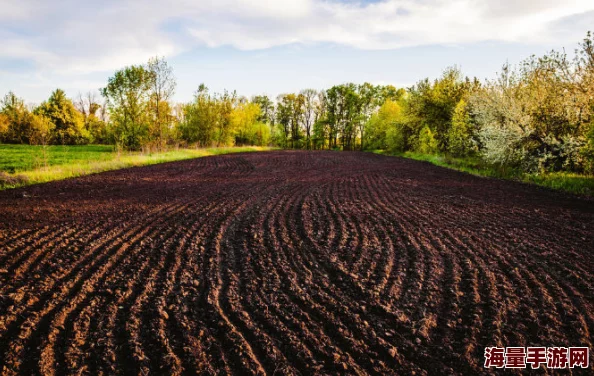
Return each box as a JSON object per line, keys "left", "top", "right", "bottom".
{"left": 0, "top": 0, "right": 593, "bottom": 76}
{"left": 184, "top": 0, "right": 594, "bottom": 51}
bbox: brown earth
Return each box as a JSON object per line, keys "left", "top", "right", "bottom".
{"left": 0, "top": 150, "right": 593, "bottom": 375}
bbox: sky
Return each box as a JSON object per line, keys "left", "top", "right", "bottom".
{"left": 1, "top": 0, "right": 593, "bottom": 104}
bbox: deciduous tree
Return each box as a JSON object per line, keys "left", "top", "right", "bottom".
{"left": 102, "top": 65, "right": 152, "bottom": 150}
{"left": 35, "top": 89, "right": 87, "bottom": 145}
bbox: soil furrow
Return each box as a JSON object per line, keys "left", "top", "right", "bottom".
{"left": 1, "top": 150, "right": 592, "bottom": 375}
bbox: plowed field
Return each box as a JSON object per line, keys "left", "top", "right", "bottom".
{"left": 0, "top": 151, "right": 593, "bottom": 375}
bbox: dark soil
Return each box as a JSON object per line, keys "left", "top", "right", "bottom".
{"left": 0, "top": 151, "right": 592, "bottom": 375}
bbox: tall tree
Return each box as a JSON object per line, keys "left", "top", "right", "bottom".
{"left": 252, "top": 95, "right": 275, "bottom": 125}
{"left": 290, "top": 94, "right": 305, "bottom": 148}
{"left": 325, "top": 86, "right": 341, "bottom": 149}
{"left": 179, "top": 85, "right": 216, "bottom": 145}
{"left": 0, "top": 92, "right": 31, "bottom": 144}
{"left": 76, "top": 91, "right": 107, "bottom": 143}
{"left": 312, "top": 91, "right": 328, "bottom": 149}
{"left": 75, "top": 91, "right": 99, "bottom": 118}
{"left": 357, "top": 83, "right": 377, "bottom": 150}
{"left": 147, "top": 57, "right": 176, "bottom": 149}
{"left": 213, "top": 90, "right": 236, "bottom": 146}
{"left": 300, "top": 89, "right": 317, "bottom": 149}
{"left": 101, "top": 65, "right": 152, "bottom": 150}
{"left": 275, "top": 94, "right": 292, "bottom": 147}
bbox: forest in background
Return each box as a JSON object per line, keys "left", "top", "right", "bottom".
{"left": 1, "top": 32, "right": 594, "bottom": 177}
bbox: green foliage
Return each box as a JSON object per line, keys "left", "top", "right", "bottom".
{"left": 416, "top": 126, "right": 439, "bottom": 154}
{"left": 268, "top": 82, "right": 405, "bottom": 151}
{"left": 524, "top": 171, "right": 594, "bottom": 196}
{"left": 274, "top": 94, "right": 291, "bottom": 148}
{"left": 179, "top": 85, "right": 217, "bottom": 145}
{"left": 233, "top": 102, "right": 268, "bottom": 146}
{"left": 472, "top": 41, "right": 594, "bottom": 173}
{"left": 178, "top": 85, "right": 270, "bottom": 147}
{"left": 386, "top": 124, "right": 408, "bottom": 153}
{"left": 0, "top": 144, "right": 114, "bottom": 173}
{"left": 377, "top": 85, "right": 406, "bottom": 104}
{"left": 85, "top": 115, "right": 109, "bottom": 144}
{"left": 2, "top": 76, "right": 405, "bottom": 153}
{"left": 0, "top": 113, "right": 8, "bottom": 137}
{"left": 301, "top": 89, "right": 317, "bottom": 149}
{"left": 146, "top": 57, "right": 177, "bottom": 150}
{"left": 1, "top": 92, "right": 36, "bottom": 144}
{"left": 35, "top": 89, "right": 88, "bottom": 145}
{"left": 311, "top": 118, "right": 328, "bottom": 150}
{"left": 447, "top": 99, "right": 477, "bottom": 157}
{"left": 252, "top": 95, "right": 275, "bottom": 125}
{"left": 585, "top": 123, "right": 594, "bottom": 171}
{"left": 102, "top": 65, "right": 152, "bottom": 150}
{"left": 28, "top": 114, "right": 55, "bottom": 146}
{"left": 3, "top": 31, "right": 594, "bottom": 182}
{"left": 325, "top": 83, "right": 361, "bottom": 150}
{"left": 275, "top": 93, "right": 305, "bottom": 148}
{"left": 370, "top": 32, "right": 594, "bottom": 177}
{"left": 405, "top": 67, "right": 474, "bottom": 152}
{"left": 366, "top": 99, "right": 404, "bottom": 150}
{"left": 210, "top": 91, "right": 235, "bottom": 146}
{"left": 376, "top": 149, "right": 594, "bottom": 196}
{"left": 237, "top": 122, "right": 271, "bottom": 146}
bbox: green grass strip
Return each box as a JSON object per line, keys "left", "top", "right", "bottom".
{"left": 0, "top": 145, "right": 276, "bottom": 190}
{"left": 373, "top": 150, "right": 594, "bottom": 197}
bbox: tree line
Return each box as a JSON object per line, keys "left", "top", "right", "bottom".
{"left": 376, "top": 31, "right": 594, "bottom": 174}
{"left": 1, "top": 32, "right": 594, "bottom": 174}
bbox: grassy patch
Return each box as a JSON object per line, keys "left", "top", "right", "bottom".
{"left": 0, "top": 144, "right": 116, "bottom": 173}
{"left": 523, "top": 172, "right": 594, "bottom": 196}
{"left": 0, "top": 144, "right": 276, "bottom": 190}
{"left": 373, "top": 150, "right": 594, "bottom": 196}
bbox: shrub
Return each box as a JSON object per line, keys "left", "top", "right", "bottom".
{"left": 417, "top": 126, "right": 439, "bottom": 154}
{"left": 386, "top": 123, "right": 408, "bottom": 152}
{"left": 447, "top": 99, "right": 477, "bottom": 157}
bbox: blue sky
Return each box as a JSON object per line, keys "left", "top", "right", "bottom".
{"left": 1, "top": 0, "right": 593, "bottom": 104}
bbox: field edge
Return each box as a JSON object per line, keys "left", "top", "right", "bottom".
{"left": 0, "top": 146, "right": 277, "bottom": 190}
{"left": 372, "top": 150, "right": 594, "bottom": 197}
